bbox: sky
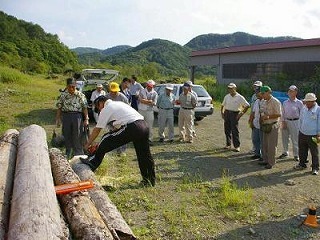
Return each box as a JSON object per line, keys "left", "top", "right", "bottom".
{"left": 1, "top": 0, "right": 320, "bottom": 49}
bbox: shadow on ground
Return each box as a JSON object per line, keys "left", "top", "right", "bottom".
{"left": 153, "top": 145, "right": 310, "bottom": 190}
{"left": 14, "top": 108, "right": 56, "bottom": 127}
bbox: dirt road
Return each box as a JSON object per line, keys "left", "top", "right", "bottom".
{"left": 153, "top": 111, "right": 320, "bottom": 239}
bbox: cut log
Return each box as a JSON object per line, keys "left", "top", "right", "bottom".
{"left": 49, "top": 148, "right": 114, "bottom": 240}
{"left": 0, "top": 129, "right": 19, "bottom": 239}
{"left": 71, "top": 157, "right": 137, "bottom": 240}
{"left": 8, "top": 125, "right": 65, "bottom": 239}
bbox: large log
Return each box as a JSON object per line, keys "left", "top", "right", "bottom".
{"left": 49, "top": 148, "right": 114, "bottom": 240}
{"left": 8, "top": 125, "right": 65, "bottom": 239}
{"left": 71, "top": 158, "right": 136, "bottom": 240}
{"left": 0, "top": 129, "right": 19, "bottom": 239}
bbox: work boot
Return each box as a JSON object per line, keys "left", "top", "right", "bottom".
{"left": 80, "top": 156, "right": 98, "bottom": 171}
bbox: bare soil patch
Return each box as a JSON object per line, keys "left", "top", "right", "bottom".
{"left": 150, "top": 111, "right": 320, "bottom": 239}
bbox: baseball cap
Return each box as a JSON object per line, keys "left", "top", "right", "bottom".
{"left": 183, "top": 82, "right": 191, "bottom": 88}
{"left": 288, "top": 85, "right": 298, "bottom": 91}
{"left": 227, "top": 83, "right": 237, "bottom": 88}
{"left": 109, "top": 82, "right": 120, "bottom": 92}
{"left": 260, "top": 85, "right": 272, "bottom": 93}
{"left": 165, "top": 84, "right": 174, "bottom": 91}
{"left": 253, "top": 81, "right": 262, "bottom": 87}
{"left": 146, "top": 79, "right": 155, "bottom": 87}
{"left": 186, "top": 80, "right": 193, "bottom": 86}
{"left": 97, "top": 83, "right": 103, "bottom": 88}
{"left": 66, "top": 78, "right": 76, "bottom": 86}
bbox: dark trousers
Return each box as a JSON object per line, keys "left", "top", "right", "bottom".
{"left": 298, "top": 132, "right": 319, "bottom": 170}
{"left": 91, "top": 120, "right": 156, "bottom": 185}
{"left": 131, "top": 95, "right": 139, "bottom": 111}
{"left": 224, "top": 110, "right": 240, "bottom": 148}
{"left": 62, "top": 112, "right": 84, "bottom": 157}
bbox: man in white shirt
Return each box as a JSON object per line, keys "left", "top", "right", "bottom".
{"left": 81, "top": 96, "right": 156, "bottom": 186}
{"left": 138, "top": 80, "right": 158, "bottom": 143}
{"left": 221, "top": 83, "right": 250, "bottom": 152}
{"left": 90, "top": 84, "right": 106, "bottom": 122}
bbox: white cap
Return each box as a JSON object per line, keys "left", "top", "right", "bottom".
{"left": 165, "top": 84, "right": 174, "bottom": 91}
{"left": 227, "top": 83, "right": 237, "bottom": 88}
{"left": 303, "top": 93, "right": 317, "bottom": 102}
{"left": 186, "top": 80, "right": 193, "bottom": 86}
{"left": 288, "top": 85, "right": 298, "bottom": 91}
{"left": 97, "top": 83, "right": 103, "bottom": 88}
{"left": 253, "top": 81, "right": 262, "bottom": 87}
{"left": 146, "top": 79, "right": 155, "bottom": 87}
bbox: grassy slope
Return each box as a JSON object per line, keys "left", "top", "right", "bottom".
{"left": 0, "top": 66, "right": 64, "bottom": 135}
{"left": 0, "top": 67, "right": 255, "bottom": 239}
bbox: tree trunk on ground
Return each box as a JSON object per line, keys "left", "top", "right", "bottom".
{"left": 8, "top": 125, "right": 65, "bottom": 239}
{"left": 49, "top": 148, "right": 114, "bottom": 240}
{"left": 71, "top": 158, "right": 137, "bottom": 240}
{"left": 0, "top": 129, "right": 19, "bottom": 239}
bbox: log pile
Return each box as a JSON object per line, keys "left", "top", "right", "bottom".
{"left": 0, "top": 125, "right": 136, "bottom": 240}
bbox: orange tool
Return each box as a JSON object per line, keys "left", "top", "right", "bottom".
{"left": 55, "top": 180, "right": 94, "bottom": 195}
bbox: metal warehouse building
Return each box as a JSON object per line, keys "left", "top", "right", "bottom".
{"left": 189, "top": 38, "right": 320, "bottom": 85}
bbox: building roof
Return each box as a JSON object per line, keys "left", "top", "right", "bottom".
{"left": 191, "top": 38, "right": 320, "bottom": 57}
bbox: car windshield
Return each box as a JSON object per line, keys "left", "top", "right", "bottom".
{"left": 192, "top": 86, "right": 210, "bottom": 97}
{"left": 178, "top": 85, "right": 210, "bottom": 97}
{"left": 81, "top": 69, "right": 119, "bottom": 84}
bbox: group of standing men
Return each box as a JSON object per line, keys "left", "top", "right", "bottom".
{"left": 221, "top": 80, "right": 320, "bottom": 175}
{"left": 55, "top": 75, "right": 199, "bottom": 186}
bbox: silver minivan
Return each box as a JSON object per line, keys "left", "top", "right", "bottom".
{"left": 153, "top": 83, "right": 214, "bottom": 121}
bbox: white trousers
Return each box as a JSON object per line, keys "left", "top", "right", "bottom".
{"left": 281, "top": 119, "right": 300, "bottom": 157}
{"left": 158, "top": 108, "right": 174, "bottom": 140}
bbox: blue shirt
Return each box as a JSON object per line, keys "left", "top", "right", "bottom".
{"left": 157, "top": 92, "right": 175, "bottom": 109}
{"left": 299, "top": 103, "right": 320, "bottom": 136}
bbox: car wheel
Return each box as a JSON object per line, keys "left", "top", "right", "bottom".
{"left": 195, "top": 116, "right": 204, "bottom": 121}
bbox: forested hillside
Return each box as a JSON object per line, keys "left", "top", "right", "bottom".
{"left": 186, "top": 32, "right": 300, "bottom": 50}
{"left": 102, "top": 39, "right": 191, "bottom": 76}
{"left": 0, "top": 11, "right": 78, "bottom": 74}
{"left": 0, "top": 10, "right": 302, "bottom": 78}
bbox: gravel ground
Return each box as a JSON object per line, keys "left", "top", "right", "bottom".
{"left": 152, "top": 111, "right": 320, "bottom": 239}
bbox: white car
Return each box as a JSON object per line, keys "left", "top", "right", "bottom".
{"left": 78, "top": 69, "right": 119, "bottom": 121}
{"left": 153, "top": 83, "right": 214, "bottom": 121}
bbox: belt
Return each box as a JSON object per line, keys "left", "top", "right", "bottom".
{"left": 225, "top": 110, "right": 240, "bottom": 113}
{"left": 63, "top": 111, "right": 82, "bottom": 114}
{"left": 159, "top": 107, "right": 173, "bottom": 110}
{"left": 181, "top": 107, "right": 194, "bottom": 110}
{"left": 286, "top": 118, "right": 299, "bottom": 121}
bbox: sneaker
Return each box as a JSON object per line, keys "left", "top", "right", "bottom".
{"left": 312, "top": 169, "right": 319, "bottom": 175}
{"left": 293, "top": 164, "right": 307, "bottom": 170}
{"left": 278, "top": 153, "right": 288, "bottom": 159}
{"left": 80, "top": 156, "right": 97, "bottom": 171}
{"left": 294, "top": 156, "right": 299, "bottom": 161}
{"left": 168, "top": 139, "right": 174, "bottom": 143}
{"left": 224, "top": 145, "right": 231, "bottom": 149}
{"left": 186, "top": 139, "right": 193, "bottom": 143}
{"left": 179, "top": 138, "right": 185, "bottom": 142}
{"left": 250, "top": 155, "right": 261, "bottom": 159}
{"left": 159, "top": 138, "right": 164, "bottom": 143}
{"left": 234, "top": 147, "right": 240, "bottom": 152}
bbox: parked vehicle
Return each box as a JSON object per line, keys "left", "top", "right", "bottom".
{"left": 78, "top": 69, "right": 119, "bottom": 121}
{"left": 153, "top": 83, "right": 214, "bottom": 121}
